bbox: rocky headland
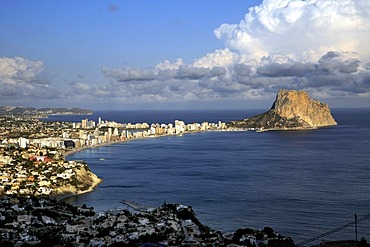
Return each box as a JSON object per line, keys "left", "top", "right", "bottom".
{"left": 228, "top": 89, "right": 337, "bottom": 131}
{"left": 0, "top": 106, "right": 92, "bottom": 118}
{"left": 0, "top": 146, "right": 102, "bottom": 197}
{"left": 54, "top": 164, "right": 102, "bottom": 197}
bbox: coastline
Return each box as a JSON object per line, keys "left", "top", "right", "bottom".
{"left": 63, "top": 129, "right": 213, "bottom": 158}
{"left": 54, "top": 165, "right": 104, "bottom": 201}
{"left": 63, "top": 139, "right": 129, "bottom": 158}
{"left": 60, "top": 137, "right": 171, "bottom": 200}
{"left": 60, "top": 129, "right": 245, "bottom": 199}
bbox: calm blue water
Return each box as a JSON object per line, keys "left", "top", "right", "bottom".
{"left": 60, "top": 108, "right": 370, "bottom": 244}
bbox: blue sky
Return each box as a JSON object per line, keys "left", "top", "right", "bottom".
{"left": 1, "top": 0, "right": 370, "bottom": 110}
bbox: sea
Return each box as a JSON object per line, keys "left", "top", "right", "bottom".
{"left": 43, "top": 108, "right": 370, "bottom": 245}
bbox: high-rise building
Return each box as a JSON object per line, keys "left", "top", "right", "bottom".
{"left": 81, "top": 119, "right": 87, "bottom": 128}
{"left": 174, "top": 120, "right": 185, "bottom": 134}
{"left": 113, "top": 128, "right": 119, "bottom": 136}
{"left": 88, "top": 120, "right": 96, "bottom": 128}
{"left": 18, "top": 137, "right": 29, "bottom": 148}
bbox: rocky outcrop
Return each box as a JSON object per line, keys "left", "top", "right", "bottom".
{"left": 228, "top": 89, "right": 337, "bottom": 130}
{"left": 55, "top": 166, "right": 102, "bottom": 196}
{"left": 271, "top": 89, "right": 337, "bottom": 127}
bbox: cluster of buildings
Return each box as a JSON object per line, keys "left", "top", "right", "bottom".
{"left": 71, "top": 117, "right": 227, "bottom": 149}
{"left": 0, "top": 115, "right": 227, "bottom": 197}
{"left": 0, "top": 146, "right": 93, "bottom": 196}
{"left": 0, "top": 115, "right": 226, "bottom": 151}
{"left": 0, "top": 116, "right": 74, "bottom": 148}
{"left": 0, "top": 114, "right": 298, "bottom": 246}
{"left": 0, "top": 196, "right": 295, "bottom": 246}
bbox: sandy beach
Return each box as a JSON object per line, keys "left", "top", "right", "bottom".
{"left": 62, "top": 130, "right": 198, "bottom": 158}
{"left": 63, "top": 139, "right": 129, "bottom": 158}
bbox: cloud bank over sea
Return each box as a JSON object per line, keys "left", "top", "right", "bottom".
{"left": 1, "top": 0, "right": 370, "bottom": 108}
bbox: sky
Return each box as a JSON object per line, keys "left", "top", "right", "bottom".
{"left": 1, "top": 0, "right": 370, "bottom": 110}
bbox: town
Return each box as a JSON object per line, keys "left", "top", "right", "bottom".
{"left": 0, "top": 114, "right": 227, "bottom": 150}
{"left": 0, "top": 113, "right": 299, "bottom": 246}
{"left": 0, "top": 114, "right": 228, "bottom": 197}
{"left": 0, "top": 195, "right": 295, "bottom": 246}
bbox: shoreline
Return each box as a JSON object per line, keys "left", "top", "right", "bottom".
{"left": 60, "top": 126, "right": 317, "bottom": 197}
{"left": 55, "top": 172, "right": 103, "bottom": 201}
{"left": 63, "top": 139, "right": 129, "bottom": 158}
{"left": 60, "top": 129, "right": 248, "bottom": 199}
{"left": 63, "top": 129, "right": 215, "bottom": 158}
{"left": 59, "top": 136, "right": 178, "bottom": 199}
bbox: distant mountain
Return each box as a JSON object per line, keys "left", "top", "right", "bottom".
{"left": 228, "top": 89, "right": 337, "bottom": 130}
{"left": 0, "top": 106, "right": 93, "bottom": 117}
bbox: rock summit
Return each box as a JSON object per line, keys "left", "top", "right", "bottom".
{"left": 228, "top": 89, "right": 337, "bottom": 130}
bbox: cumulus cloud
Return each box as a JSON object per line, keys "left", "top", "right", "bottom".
{"left": 99, "top": 50, "right": 370, "bottom": 104}
{"left": 0, "top": 57, "right": 44, "bottom": 84}
{"left": 175, "top": 65, "right": 227, "bottom": 80}
{"left": 102, "top": 67, "right": 156, "bottom": 81}
{"left": 10, "top": 0, "right": 368, "bottom": 107}
{"left": 96, "top": 0, "right": 370, "bottom": 106}
{"left": 317, "top": 51, "right": 360, "bottom": 74}
{"left": 0, "top": 57, "right": 52, "bottom": 99}
{"left": 193, "top": 49, "right": 238, "bottom": 68}
{"left": 214, "top": 0, "right": 370, "bottom": 62}
{"left": 155, "top": 58, "right": 183, "bottom": 71}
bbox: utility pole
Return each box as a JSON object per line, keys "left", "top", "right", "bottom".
{"left": 355, "top": 213, "right": 358, "bottom": 247}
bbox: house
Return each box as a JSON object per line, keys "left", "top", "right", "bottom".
{"left": 19, "top": 188, "right": 32, "bottom": 194}
{"left": 61, "top": 233, "right": 76, "bottom": 242}
{"left": 66, "top": 224, "right": 85, "bottom": 233}
{"left": 41, "top": 215, "right": 57, "bottom": 225}
{"left": 138, "top": 217, "right": 149, "bottom": 225}
{"left": 17, "top": 215, "right": 33, "bottom": 225}
{"left": 37, "top": 187, "right": 52, "bottom": 195}
{"left": 56, "top": 172, "right": 73, "bottom": 179}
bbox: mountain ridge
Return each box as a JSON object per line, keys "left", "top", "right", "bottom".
{"left": 0, "top": 106, "right": 93, "bottom": 117}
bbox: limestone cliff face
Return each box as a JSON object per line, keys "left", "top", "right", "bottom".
{"left": 271, "top": 89, "right": 337, "bottom": 127}
{"left": 228, "top": 89, "right": 337, "bottom": 130}
{"left": 55, "top": 166, "right": 102, "bottom": 196}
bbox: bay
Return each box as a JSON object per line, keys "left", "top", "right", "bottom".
{"left": 62, "top": 108, "right": 370, "bottom": 244}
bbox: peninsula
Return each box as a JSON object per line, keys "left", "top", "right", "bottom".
{"left": 228, "top": 89, "right": 337, "bottom": 131}
{"left": 0, "top": 146, "right": 102, "bottom": 197}
{"left": 0, "top": 106, "right": 92, "bottom": 118}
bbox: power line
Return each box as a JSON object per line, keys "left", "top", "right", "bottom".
{"left": 296, "top": 213, "right": 370, "bottom": 247}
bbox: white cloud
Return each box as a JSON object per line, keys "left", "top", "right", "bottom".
{"left": 192, "top": 48, "right": 238, "bottom": 68}
{"left": 95, "top": 1, "right": 370, "bottom": 107}
{"left": 0, "top": 57, "right": 44, "bottom": 85}
{"left": 99, "top": 50, "right": 370, "bottom": 104}
{"left": 214, "top": 0, "right": 370, "bottom": 62}
{"left": 4, "top": 1, "right": 370, "bottom": 108}
{"left": 102, "top": 67, "right": 155, "bottom": 81}
{"left": 0, "top": 57, "right": 52, "bottom": 99}
{"left": 155, "top": 58, "right": 183, "bottom": 71}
